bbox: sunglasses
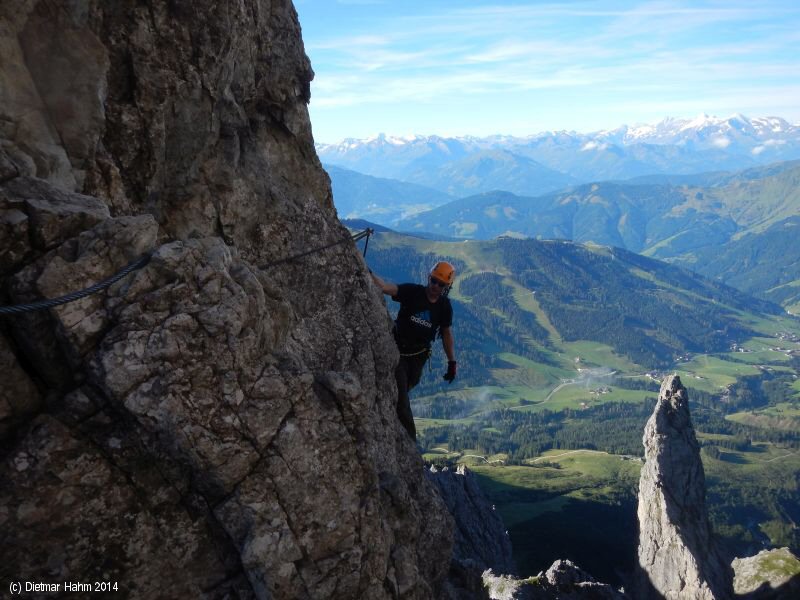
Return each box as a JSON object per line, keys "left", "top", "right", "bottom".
{"left": 429, "top": 277, "right": 448, "bottom": 288}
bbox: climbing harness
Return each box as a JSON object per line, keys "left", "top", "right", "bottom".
{"left": 399, "top": 347, "right": 431, "bottom": 358}
{"left": 0, "top": 254, "right": 151, "bottom": 316}
{"left": 0, "top": 228, "right": 374, "bottom": 316}
{"left": 398, "top": 347, "right": 433, "bottom": 374}
{"left": 260, "top": 228, "right": 372, "bottom": 270}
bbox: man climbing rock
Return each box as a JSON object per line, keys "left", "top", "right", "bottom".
{"left": 371, "top": 262, "right": 457, "bottom": 440}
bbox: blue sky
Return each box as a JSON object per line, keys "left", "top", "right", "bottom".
{"left": 294, "top": 0, "right": 800, "bottom": 143}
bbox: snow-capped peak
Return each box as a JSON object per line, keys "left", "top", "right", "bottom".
{"left": 316, "top": 115, "right": 800, "bottom": 159}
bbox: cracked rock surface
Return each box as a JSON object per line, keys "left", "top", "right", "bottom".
{"left": 1, "top": 1, "right": 453, "bottom": 598}
{"left": 428, "top": 464, "right": 515, "bottom": 599}
{"left": 732, "top": 547, "right": 800, "bottom": 599}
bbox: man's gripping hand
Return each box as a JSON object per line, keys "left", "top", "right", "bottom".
{"left": 443, "top": 361, "right": 457, "bottom": 383}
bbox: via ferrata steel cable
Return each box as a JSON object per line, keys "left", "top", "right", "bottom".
{"left": 0, "top": 228, "right": 373, "bottom": 315}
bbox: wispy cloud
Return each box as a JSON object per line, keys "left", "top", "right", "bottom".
{"left": 296, "top": 0, "right": 800, "bottom": 140}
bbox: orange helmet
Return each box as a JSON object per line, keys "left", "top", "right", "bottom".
{"left": 430, "top": 261, "right": 455, "bottom": 286}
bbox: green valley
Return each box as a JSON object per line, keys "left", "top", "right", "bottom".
{"left": 361, "top": 228, "right": 800, "bottom": 585}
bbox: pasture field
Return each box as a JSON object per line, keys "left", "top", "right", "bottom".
{"left": 514, "top": 385, "right": 656, "bottom": 413}
{"left": 451, "top": 451, "right": 642, "bottom": 509}
{"left": 739, "top": 402, "right": 800, "bottom": 419}
{"left": 495, "top": 352, "right": 572, "bottom": 382}
{"left": 737, "top": 313, "right": 800, "bottom": 338}
{"left": 509, "top": 281, "right": 562, "bottom": 342}
{"left": 415, "top": 416, "right": 476, "bottom": 432}
{"left": 559, "top": 340, "right": 642, "bottom": 372}
{"left": 721, "top": 349, "right": 792, "bottom": 364}
{"left": 725, "top": 403, "right": 800, "bottom": 430}
{"left": 677, "top": 355, "right": 763, "bottom": 389}
{"left": 703, "top": 441, "right": 800, "bottom": 469}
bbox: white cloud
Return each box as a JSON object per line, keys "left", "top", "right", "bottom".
{"left": 298, "top": 1, "right": 800, "bottom": 140}
{"left": 308, "top": 34, "right": 392, "bottom": 52}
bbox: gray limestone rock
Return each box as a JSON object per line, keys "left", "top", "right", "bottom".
{"left": 636, "top": 375, "right": 733, "bottom": 599}
{"left": 0, "top": 413, "right": 250, "bottom": 598}
{"left": 732, "top": 547, "right": 800, "bottom": 599}
{"left": 481, "top": 560, "right": 627, "bottom": 600}
{"left": 0, "top": 176, "right": 110, "bottom": 275}
{"left": 0, "top": 1, "right": 454, "bottom": 598}
{"left": 428, "top": 464, "right": 515, "bottom": 598}
{"left": 0, "top": 332, "right": 41, "bottom": 441}
{"left": 542, "top": 560, "right": 627, "bottom": 599}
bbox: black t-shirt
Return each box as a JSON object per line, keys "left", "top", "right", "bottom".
{"left": 392, "top": 283, "right": 453, "bottom": 351}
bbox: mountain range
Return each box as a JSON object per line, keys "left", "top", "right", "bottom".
{"left": 395, "top": 160, "right": 800, "bottom": 312}
{"left": 319, "top": 115, "right": 800, "bottom": 199}
{"left": 323, "top": 116, "right": 800, "bottom": 313}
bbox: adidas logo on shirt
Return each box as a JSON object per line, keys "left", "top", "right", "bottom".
{"left": 410, "top": 313, "right": 432, "bottom": 328}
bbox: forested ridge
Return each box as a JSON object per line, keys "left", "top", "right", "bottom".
{"left": 367, "top": 235, "right": 778, "bottom": 377}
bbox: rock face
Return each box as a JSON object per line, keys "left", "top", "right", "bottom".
{"left": 482, "top": 560, "right": 627, "bottom": 600}
{"left": 1, "top": 1, "right": 454, "bottom": 598}
{"left": 732, "top": 547, "right": 800, "bottom": 599}
{"left": 427, "top": 464, "right": 515, "bottom": 598}
{"left": 428, "top": 464, "right": 629, "bottom": 600}
{"left": 637, "top": 375, "right": 733, "bottom": 599}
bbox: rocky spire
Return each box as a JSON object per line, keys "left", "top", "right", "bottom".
{"left": 637, "top": 375, "right": 733, "bottom": 599}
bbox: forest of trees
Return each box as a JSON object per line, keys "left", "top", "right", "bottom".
{"left": 496, "top": 238, "right": 762, "bottom": 367}
{"left": 417, "top": 384, "right": 800, "bottom": 464}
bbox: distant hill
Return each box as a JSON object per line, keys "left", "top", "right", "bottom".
{"left": 672, "top": 216, "right": 800, "bottom": 314}
{"left": 398, "top": 161, "right": 800, "bottom": 244}
{"left": 620, "top": 159, "right": 800, "bottom": 188}
{"left": 341, "top": 218, "right": 464, "bottom": 242}
{"left": 395, "top": 182, "right": 688, "bottom": 247}
{"left": 402, "top": 149, "right": 576, "bottom": 198}
{"left": 325, "top": 164, "right": 453, "bottom": 225}
{"left": 394, "top": 161, "right": 800, "bottom": 307}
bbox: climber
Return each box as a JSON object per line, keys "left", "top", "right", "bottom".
{"left": 370, "top": 262, "right": 457, "bottom": 440}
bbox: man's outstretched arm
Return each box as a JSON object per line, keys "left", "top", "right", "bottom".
{"left": 370, "top": 271, "right": 398, "bottom": 297}
{"left": 441, "top": 326, "right": 457, "bottom": 382}
{"left": 441, "top": 326, "right": 455, "bottom": 362}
